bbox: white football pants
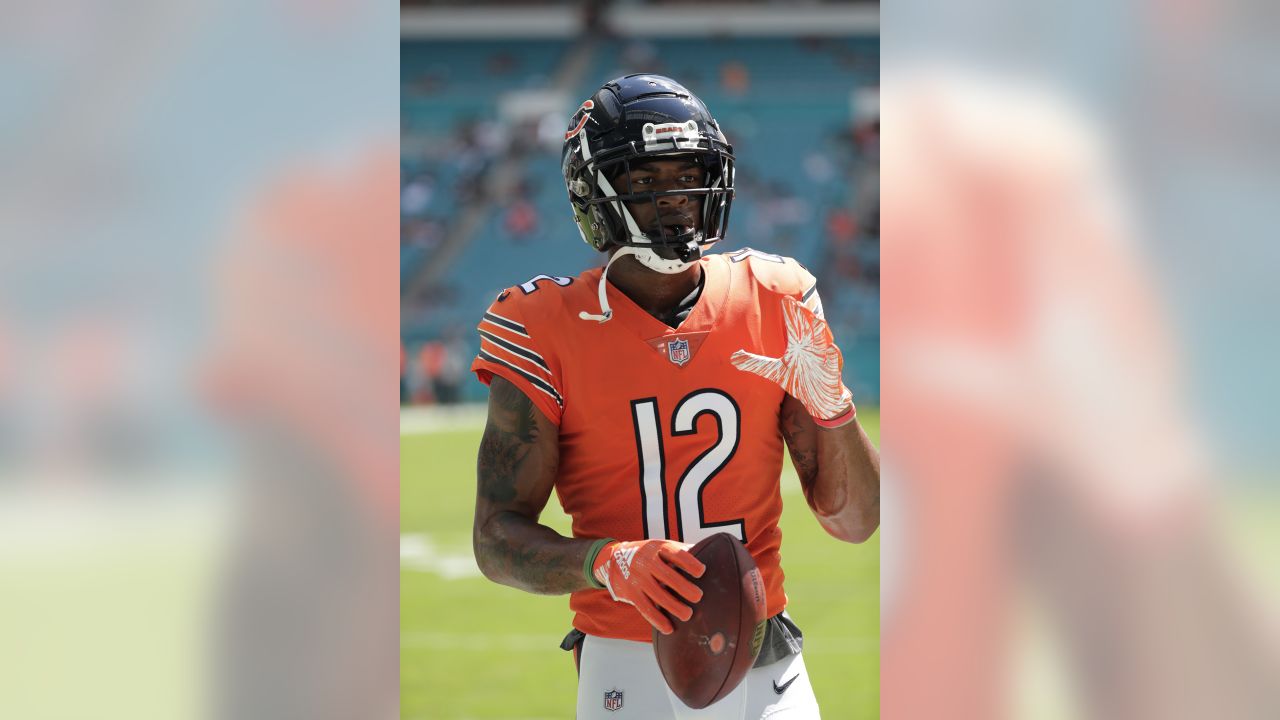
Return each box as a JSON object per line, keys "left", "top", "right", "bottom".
{"left": 575, "top": 635, "right": 820, "bottom": 719}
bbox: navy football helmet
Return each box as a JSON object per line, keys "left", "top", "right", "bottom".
{"left": 562, "top": 74, "right": 735, "bottom": 273}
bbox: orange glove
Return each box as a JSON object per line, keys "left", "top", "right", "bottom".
{"left": 731, "top": 295, "right": 855, "bottom": 426}
{"left": 590, "top": 539, "right": 706, "bottom": 634}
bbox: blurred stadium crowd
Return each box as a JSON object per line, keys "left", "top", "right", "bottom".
{"left": 400, "top": 15, "right": 880, "bottom": 405}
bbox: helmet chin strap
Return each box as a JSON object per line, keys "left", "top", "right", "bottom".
{"left": 580, "top": 246, "right": 635, "bottom": 323}
{"left": 577, "top": 243, "right": 697, "bottom": 323}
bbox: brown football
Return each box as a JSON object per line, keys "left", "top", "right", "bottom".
{"left": 653, "top": 532, "right": 768, "bottom": 709}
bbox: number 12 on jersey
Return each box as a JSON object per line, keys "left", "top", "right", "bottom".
{"left": 630, "top": 389, "right": 745, "bottom": 544}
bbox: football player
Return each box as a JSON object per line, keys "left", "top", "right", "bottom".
{"left": 471, "top": 74, "right": 879, "bottom": 719}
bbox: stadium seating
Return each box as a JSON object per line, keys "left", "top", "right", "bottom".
{"left": 402, "top": 36, "right": 878, "bottom": 404}
{"left": 401, "top": 39, "right": 570, "bottom": 133}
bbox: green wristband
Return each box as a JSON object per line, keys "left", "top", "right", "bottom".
{"left": 583, "top": 538, "right": 615, "bottom": 589}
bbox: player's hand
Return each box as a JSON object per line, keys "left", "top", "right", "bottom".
{"left": 592, "top": 539, "right": 706, "bottom": 635}
{"left": 731, "top": 295, "right": 855, "bottom": 424}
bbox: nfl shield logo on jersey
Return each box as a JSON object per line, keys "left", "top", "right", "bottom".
{"left": 603, "top": 689, "right": 624, "bottom": 711}
{"left": 668, "top": 338, "right": 690, "bottom": 366}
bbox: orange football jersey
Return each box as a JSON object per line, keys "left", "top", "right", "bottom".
{"left": 471, "top": 248, "right": 823, "bottom": 642}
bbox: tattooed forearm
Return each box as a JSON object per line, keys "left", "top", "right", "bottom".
{"left": 780, "top": 397, "right": 819, "bottom": 485}
{"left": 474, "top": 511, "right": 595, "bottom": 595}
{"left": 808, "top": 417, "right": 880, "bottom": 543}
{"left": 473, "top": 376, "right": 594, "bottom": 594}
{"left": 779, "top": 393, "right": 880, "bottom": 543}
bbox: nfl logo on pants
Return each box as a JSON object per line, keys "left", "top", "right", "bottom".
{"left": 603, "top": 689, "right": 624, "bottom": 711}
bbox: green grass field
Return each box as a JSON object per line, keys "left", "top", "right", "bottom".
{"left": 401, "top": 409, "right": 880, "bottom": 719}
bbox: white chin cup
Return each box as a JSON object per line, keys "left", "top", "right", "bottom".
{"left": 629, "top": 238, "right": 714, "bottom": 274}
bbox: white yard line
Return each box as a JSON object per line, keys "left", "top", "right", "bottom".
{"left": 400, "top": 533, "right": 482, "bottom": 579}
{"left": 401, "top": 404, "right": 487, "bottom": 435}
